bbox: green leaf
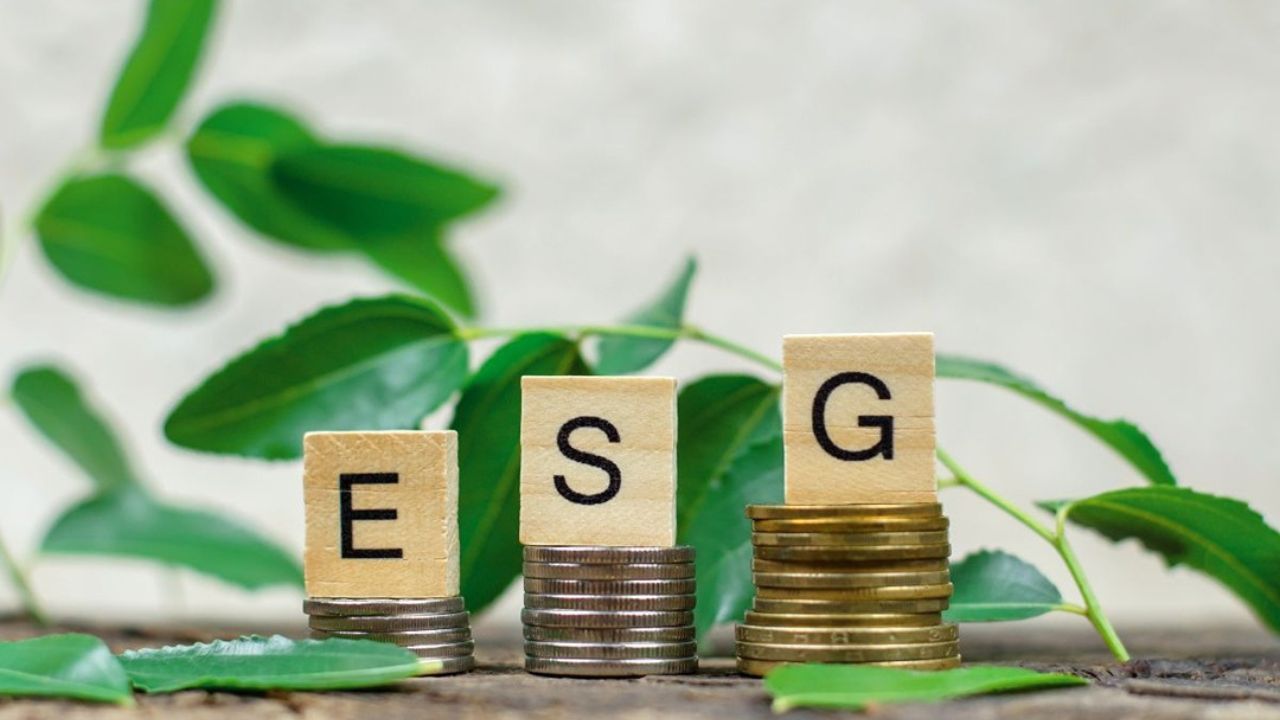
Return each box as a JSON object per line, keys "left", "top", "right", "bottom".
{"left": 186, "top": 102, "right": 350, "bottom": 252}
{"left": 452, "top": 333, "right": 588, "bottom": 612}
{"left": 11, "top": 365, "right": 138, "bottom": 492}
{"left": 937, "top": 355, "right": 1176, "bottom": 486}
{"left": 119, "top": 635, "right": 424, "bottom": 693}
{"left": 595, "top": 257, "right": 696, "bottom": 375}
{"left": 1052, "top": 486, "right": 1280, "bottom": 633}
{"left": 680, "top": 434, "right": 783, "bottom": 644}
{"left": 165, "top": 295, "right": 467, "bottom": 459}
{"left": 0, "top": 634, "right": 133, "bottom": 705}
{"left": 945, "top": 550, "right": 1062, "bottom": 622}
{"left": 100, "top": 0, "right": 217, "bottom": 149}
{"left": 360, "top": 229, "right": 477, "bottom": 319}
{"left": 765, "top": 664, "right": 1087, "bottom": 713}
{"left": 34, "top": 174, "right": 214, "bottom": 307}
{"left": 42, "top": 487, "right": 302, "bottom": 590}
{"left": 271, "top": 144, "right": 500, "bottom": 237}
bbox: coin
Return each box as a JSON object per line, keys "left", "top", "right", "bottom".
{"left": 736, "top": 655, "right": 960, "bottom": 677}
{"left": 524, "top": 593, "right": 696, "bottom": 612}
{"left": 735, "top": 623, "right": 958, "bottom": 645}
{"left": 523, "top": 546, "right": 695, "bottom": 564}
{"left": 304, "top": 597, "right": 464, "bottom": 617}
{"left": 752, "top": 597, "right": 948, "bottom": 614}
{"left": 525, "top": 640, "right": 698, "bottom": 660}
{"left": 524, "top": 625, "right": 696, "bottom": 643}
{"left": 403, "top": 640, "right": 476, "bottom": 659}
{"left": 753, "top": 570, "right": 951, "bottom": 589}
{"left": 310, "top": 627, "right": 472, "bottom": 645}
{"left": 308, "top": 612, "right": 470, "bottom": 632}
{"left": 417, "top": 655, "right": 477, "bottom": 675}
{"left": 751, "top": 558, "right": 949, "bottom": 574}
{"left": 752, "top": 531, "right": 950, "bottom": 547}
{"left": 747, "top": 504, "right": 942, "bottom": 520}
{"left": 523, "top": 578, "right": 696, "bottom": 595}
{"left": 745, "top": 610, "right": 944, "bottom": 628}
{"left": 525, "top": 656, "right": 698, "bottom": 677}
{"left": 752, "top": 516, "right": 949, "bottom": 533}
{"left": 754, "top": 583, "right": 954, "bottom": 602}
{"left": 754, "top": 544, "right": 951, "bottom": 562}
{"left": 736, "top": 639, "right": 960, "bottom": 662}
{"left": 522, "top": 609, "right": 694, "bottom": 629}
{"left": 523, "top": 562, "right": 695, "bottom": 580}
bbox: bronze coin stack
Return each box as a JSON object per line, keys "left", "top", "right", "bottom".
{"left": 522, "top": 545, "right": 698, "bottom": 677}
{"left": 306, "top": 597, "right": 476, "bottom": 675}
{"left": 736, "top": 503, "right": 958, "bottom": 676}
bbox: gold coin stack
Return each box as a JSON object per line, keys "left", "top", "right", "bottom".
{"left": 306, "top": 597, "right": 475, "bottom": 675}
{"left": 522, "top": 545, "right": 698, "bottom": 677}
{"left": 736, "top": 503, "right": 958, "bottom": 676}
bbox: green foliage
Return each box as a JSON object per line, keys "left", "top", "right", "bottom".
{"left": 595, "top": 257, "right": 697, "bottom": 374}
{"left": 164, "top": 295, "right": 467, "bottom": 459}
{"left": 453, "top": 334, "right": 589, "bottom": 612}
{"left": 0, "top": 634, "right": 133, "bottom": 705}
{"left": 118, "top": 636, "right": 424, "bottom": 693}
{"left": 360, "top": 230, "right": 477, "bottom": 319}
{"left": 99, "top": 0, "right": 217, "bottom": 149}
{"left": 764, "top": 664, "right": 1087, "bottom": 713}
{"left": 34, "top": 174, "right": 214, "bottom": 307}
{"left": 1049, "top": 487, "right": 1280, "bottom": 632}
{"left": 946, "top": 550, "right": 1062, "bottom": 622}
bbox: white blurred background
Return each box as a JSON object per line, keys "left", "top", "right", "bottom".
{"left": 1, "top": 1, "right": 1277, "bottom": 633}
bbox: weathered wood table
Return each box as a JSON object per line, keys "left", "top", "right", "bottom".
{"left": 2, "top": 617, "right": 1277, "bottom": 718}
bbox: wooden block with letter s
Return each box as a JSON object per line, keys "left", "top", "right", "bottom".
{"left": 303, "top": 430, "right": 459, "bottom": 598}
{"left": 783, "top": 333, "right": 936, "bottom": 504}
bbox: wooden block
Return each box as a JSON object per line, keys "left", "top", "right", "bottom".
{"left": 520, "top": 376, "right": 677, "bottom": 546}
{"left": 303, "top": 431, "right": 459, "bottom": 598}
{"left": 783, "top": 333, "right": 936, "bottom": 504}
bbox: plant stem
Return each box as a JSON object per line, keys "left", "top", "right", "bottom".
{"left": 936, "top": 449, "right": 1055, "bottom": 543}
{"left": 0, "top": 530, "right": 49, "bottom": 626}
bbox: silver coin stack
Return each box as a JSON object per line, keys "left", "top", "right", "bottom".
{"left": 306, "top": 596, "right": 476, "bottom": 675}
{"left": 522, "top": 545, "right": 699, "bottom": 677}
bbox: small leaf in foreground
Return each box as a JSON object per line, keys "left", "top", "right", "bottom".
{"left": 119, "top": 636, "right": 423, "bottom": 693}
{"left": 165, "top": 295, "right": 468, "bottom": 459}
{"left": 595, "top": 257, "right": 696, "bottom": 375}
{"left": 937, "top": 355, "right": 1176, "bottom": 487}
{"left": 35, "top": 174, "right": 214, "bottom": 306}
{"left": 946, "top": 550, "right": 1063, "bottom": 623}
{"left": 0, "top": 634, "right": 133, "bottom": 705}
{"left": 1050, "top": 486, "right": 1280, "bottom": 633}
{"left": 765, "top": 664, "right": 1087, "bottom": 713}
{"left": 100, "top": 0, "right": 218, "bottom": 149}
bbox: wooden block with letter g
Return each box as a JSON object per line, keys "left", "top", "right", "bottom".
{"left": 783, "top": 333, "right": 936, "bottom": 504}
{"left": 520, "top": 376, "right": 677, "bottom": 547}
{"left": 303, "top": 430, "right": 459, "bottom": 598}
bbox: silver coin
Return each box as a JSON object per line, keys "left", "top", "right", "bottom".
{"left": 305, "top": 597, "right": 464, "bottom": 617}
{"left": 524, "top": 562, "right": 695, "bottom": 580}
{"left": 401, "top": 640, "right": 475, "bottom": 658}
{"left": 523, "top": 577, "right": 696, "bottom": 595}
{"left": 526, "top": 640, "right": 697, "bottom": 660}
{"left": 523, "top": 546, "right": 695, "bottom": 565}
{"left": 523, "top": 625, "right": 696, "bottom": 643}
{"left": 417, "top": 655, "right": 477, "bottom": 675}
{"left": 521, "top": 608, "right": 694, "bottom": 629}
{"left": 309, "top": 627, "right": 472, "bottom": 646}
{"left": 525, "top": 593, "right": 696, "bottom": 612}
{"left": 525, "top": 656, "right": 698, "bottom": 677}
{"left": 308, "top": 612, "right": 470, "bottom": 632}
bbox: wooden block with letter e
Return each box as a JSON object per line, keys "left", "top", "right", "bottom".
{"left": 303, "top": 431, "right": 459, "bottom": 598}
{"left": 783, "top": 333, "right": 936, "bottom": 504}
{"left": 520, "top": 376, "right": 677, "bottom": 546}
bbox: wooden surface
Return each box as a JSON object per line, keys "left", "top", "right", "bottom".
{"left": 2, "top": 617, "right": 1278, "bottom": 719}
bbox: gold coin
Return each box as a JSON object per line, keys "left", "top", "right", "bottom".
{"left": 736, "top": 655, "right": 961, "bottom": 677}
{"left": 753, "top": 597, "right": 948, "bottom": 614}
{"left": 744, "top": 610, "right": 943, "bottom": 628}
{"left": 753, "top": 570, "right": 950, "bottom": 589}
{"left": 523, "top": 562, "right": 695, "bottom": 580}
{"left": 754, "top": 544, "right": 950, "bottom": 562}
{"left": 736, "top": 639, "right": 959, "bottom": 662}
{"left": 752, "top": 558, "right": 949, "bottom": 574}
{"left": 754, "top": 583, "right": 954, "bottom": 602}
{"left": 747, "top": 504, "right": 942, "bottom": 520}
{"left": 752, "top": 517, "right": 949, "bottom": 533}
{"left": 736, "top": 623, "right": 958, "bottom": 645}
{"left": 752, "top": 531, "right": 950, "bottom": 547}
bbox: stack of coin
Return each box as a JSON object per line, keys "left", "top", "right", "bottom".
{"left": 306, "top": 597, "right": 475, "bottom": 674}
{"left": 522, "top": 546, "right": 698, "bottom": 677}
{"left": 736, "top": 503, "right": 959, "bottom": 676}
